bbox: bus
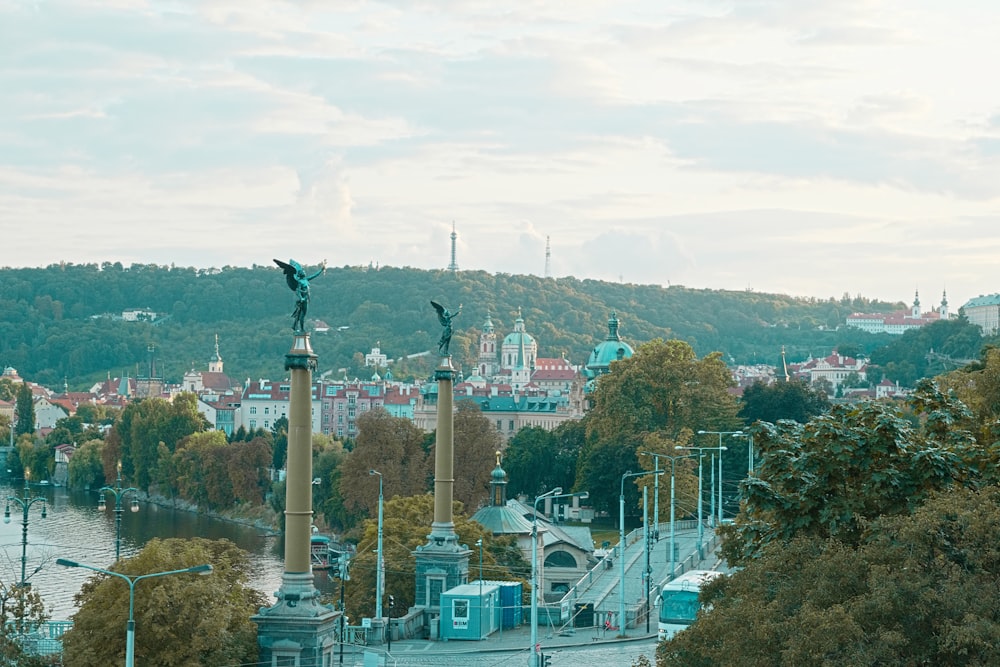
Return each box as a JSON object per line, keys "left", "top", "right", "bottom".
{"left": 657, "top": 569, "right": 724, "bottom": 641}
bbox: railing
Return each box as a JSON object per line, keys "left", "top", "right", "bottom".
{"left": 6, "top": 620, "right": 72, "bottom": 657}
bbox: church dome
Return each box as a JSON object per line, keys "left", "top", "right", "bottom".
{"left": 586, "top": 311, "right": 634, "bottom": 376}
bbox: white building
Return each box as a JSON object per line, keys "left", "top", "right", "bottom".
{"left": 962, "top": 293, "right": 1000, "bottom": 335}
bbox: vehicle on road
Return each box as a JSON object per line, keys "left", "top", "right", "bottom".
{"left": 657, "top": 569, "right": 724, "bottom": 641}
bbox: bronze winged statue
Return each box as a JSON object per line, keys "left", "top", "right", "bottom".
{"left": 274, "top": 258, "right": 326, "bottom": 332}
{"left": 430, "top": 300, "right": 462, "bottom": 357}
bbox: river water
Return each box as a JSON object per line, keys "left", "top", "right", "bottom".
{"left": 0, "top": 480, "right": 317, "bottom": 620}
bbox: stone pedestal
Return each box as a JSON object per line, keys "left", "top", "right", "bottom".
{"left": 254, "top": 334, "right": 339, "bottom": 665}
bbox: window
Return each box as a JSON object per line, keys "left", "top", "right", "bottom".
{"left": 250, "top": 406, "right": 257, "bottom": 415}
{"left": 265, "top": 407, "right": 270, "bottom": 415}
{"left": 452, "top": 598, "right": 469, "bottom": 628}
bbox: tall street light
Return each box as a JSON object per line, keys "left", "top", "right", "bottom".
{"left": 674, "top": 447, "right": 715, "bottom": 557}
{"left": 658, "top": 453, "right": 696, "bottom": 581}
{"left": 697, "top": 430, "right": 743, "bottom": 524}
{"left": 639, "top": 452, "right": 663, "bottom": 542}
{"left": 56, "top": 558, "right": 212, "bottom": 667}
{"left": 99, "top": 461, "right": 140, "bottom": 562}
{"left": 368, "top": 469, "right": 384, "bottom": 621}
{"left": 619, "top": 469, "right": 663, "bottom": 639}
{"left": 4, "top": 469, "right": 47, "bottom": 587}
{"left": 530, "top": 487, "right": 588, "bottom": 667}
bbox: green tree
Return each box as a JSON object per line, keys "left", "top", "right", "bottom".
{"left": 660, "top": 486, "right": 1000, "bottom": 667}
{"left": 452, "top": 400, "right": 504, "bottom": 512}
{"left": 67, "top": 438, "right": 105, "bottom": 489}
{"left": 338, "top": 409, "right": 430, "bottom": 524}
{"left": 738, "top": 379, "right": 830, "bottom": 425}
{"left": 505, "top": 420, "right": 585, "bottom": 499}
{"left": 0, "top": 582, "right": 50, "bottom": 666}
{"left": 586, "top": 339, "right": 740, "bottom": 443}
{"left": 14, "top": 383, "right": 34, "bottom": 436}
{"left": 725, "top": 380, "right": 981, "bottom": 565}
{"left": 342, "top": 494, "right": 529, "bottom": 617}
{"left": 62, "top": 537, "right": 266, "bottom": 667}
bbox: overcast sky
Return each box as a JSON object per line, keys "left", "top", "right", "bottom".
{"left": 2, "top": 0, "right": 998, "bottom": 310}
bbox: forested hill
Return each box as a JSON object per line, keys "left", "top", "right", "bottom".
{"left": 0, "top": 262, "right": 908, "bottom": 389}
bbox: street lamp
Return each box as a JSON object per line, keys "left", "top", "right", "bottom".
{"left": 639, "top": 452, "right": 663, "bottom": 541}
{"left": 654, "top": 453, "right": 697, "bottom": 581}
{"left": 697, "top": 430, "right": 743, "bottom": 524}
{"left": 4, "top": 469, "right": 47, "bottom": 587}
{"left": 619, "top": 469, "right": 663, "bottom": 639}
{"left": 369, "top": 469, "right": 384, "bottom": 621}
{"left": 530, "top": 487, "right": 588, "bottom": 667}
{"left": 56, "top": 557, "right": 212, "bottom": 667}
{"left": 99, "top": 461, "right": 140, "bottom": 562}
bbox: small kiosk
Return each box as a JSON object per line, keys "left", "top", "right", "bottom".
{"left": 439, "top": 582, "right": 501, "bottom": 641}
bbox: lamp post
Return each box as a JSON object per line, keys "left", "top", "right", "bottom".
{"left": 639, "top": 452, "right": 662, "bottom": 541}
{"left": 674, "top": 448, "right": 710, "bottom": 557}
{"left": 530, "top": 487, "right": 588, "bottom": 667}
{"left": 659, "top": 453, "right": 696, "bottom": 580}
{"left": 56, "top": 558, "right": 212, "bottom": 667}
{"left": 369, "top": 469, "right": 384, "bottom": 621}
{"left": 99, "top": 461, "right": 140, "bottom": 562}
{"left": 697, "top": 430, "right": 743, "bottom": 524}
{"left": 4, "top": 470, "right": 47, "bottom": 587}
{"left": 619, "top": 469, "right": 663, "bottom": 639}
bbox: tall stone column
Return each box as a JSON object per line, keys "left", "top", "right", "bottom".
{"left": 413, "top": 356, "right": 471, "bottom": 634}
{"left": 431, "top": 359, "right": 457, "bottom": 541}
{"left": 254, "top": 333, "right": 339, "bottom": 665}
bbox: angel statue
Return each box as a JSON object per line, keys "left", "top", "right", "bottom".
{"left": 430, "top": 300, "right": 462, "bottom": 357}
{"left": 274, "top": 258, "right": 327, "bottom": 332}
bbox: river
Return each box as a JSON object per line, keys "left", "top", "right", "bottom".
{"left": 0, "top": 480, "right": 326, "bottom": 620}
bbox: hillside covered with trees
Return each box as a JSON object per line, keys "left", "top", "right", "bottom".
{"left": 0, "top": 262, "right": 925, "bottom": 389}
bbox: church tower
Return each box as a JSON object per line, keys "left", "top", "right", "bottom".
{"left": 940, "top": 289, "right": 949, "bottom": 319}
{"left": 208, "top": 333, "right": 224, "bottom": 373}
{"left": 912, "top": 289, "right": 921, "bottom": 318}
{"left": 478, "top": 311, "right": 499, "bottom": 380}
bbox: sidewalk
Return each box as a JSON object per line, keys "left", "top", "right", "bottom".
{"left": 385, "top": 621, "right": 658, "bottom": 656}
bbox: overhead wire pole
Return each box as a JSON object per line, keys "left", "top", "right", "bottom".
{"left": 619, "top": 469, "right": 663, "bottom": 638}
{"left": 530, "top": 487, "right": 588, "bottom": 667}
{"left": 697, "top": 430, "right": 744, "bottom": 524}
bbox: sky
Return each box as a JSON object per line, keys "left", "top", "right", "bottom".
{"left": 2, "top": 0, "right": 999, "bottom": 310}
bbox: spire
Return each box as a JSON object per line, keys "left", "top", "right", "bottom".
{"left": 544, "top": 235, "right": 551, "bottom": 278}
{"left": 489, "top": 451, "right": 508, "bottom": 507}
{"left": 607, "top": 311, "right": 622, "bottom": 341}
{"left": 447, "top": 221, "right": 459, "bottom": 272}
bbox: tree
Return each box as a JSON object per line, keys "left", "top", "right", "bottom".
{"left": 14, "top": 383, "right": 34, "bottom": 436}
{"left": 341, "top": 494, "right": 529, "bottom": 617}
{"left": 452, "top": 400, "right": 504, "bottom": 512}
{"left": 0, "top": 582, "right": 50, "bottom": 666}
{"left": 61, "top": 537, "right": 266, "bottom": 667}
{"left": 505, "top": 421, "right": 585, "bottom": 499}
{"left": 725, "top": 380, "right": 981, "bottom": 565}
{"left": 581, "top": 339, "right": 742, "bottom": 518}
{"left": 738, "top": 379, "right": 830, "bottom": 425}
{"left": 586, "top": 339, "right": 741, "bottom": 443}
{"left": 338, "top": 409, "right": 430, "bottom": 522}
{"left": 660, "top": 486, "right": 1000, "bottom": 667}
{"left": 67, "top": 438, "right": 105, "bottom": 489}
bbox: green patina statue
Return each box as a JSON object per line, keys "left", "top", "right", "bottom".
{"left": 431, "top": 300, "right": 462, "bottom": 357}
{"left": 274, "top": 258, "right": 326, "bottom": 333}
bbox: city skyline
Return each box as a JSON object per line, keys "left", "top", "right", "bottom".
{"left": 3, "top": 1, "right": 999, "bottom": 309}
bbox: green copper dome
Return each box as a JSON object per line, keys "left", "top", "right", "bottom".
{"left": 585, "top": 311, "right": 634, "bottom": 376}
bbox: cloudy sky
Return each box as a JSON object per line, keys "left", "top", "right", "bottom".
{"left": 2, "top": 0, "right": 999, "bottom": 309}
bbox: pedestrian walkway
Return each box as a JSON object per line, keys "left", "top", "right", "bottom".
{"left": 368, "top": 521, "right": 720, "bottom": 662}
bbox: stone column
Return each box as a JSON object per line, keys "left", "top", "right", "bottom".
{"left": 413, "top": 356, "right": 471, "bottom": 630}
{"left": 254, "top": 333, "right": 339, "bottom": 666}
